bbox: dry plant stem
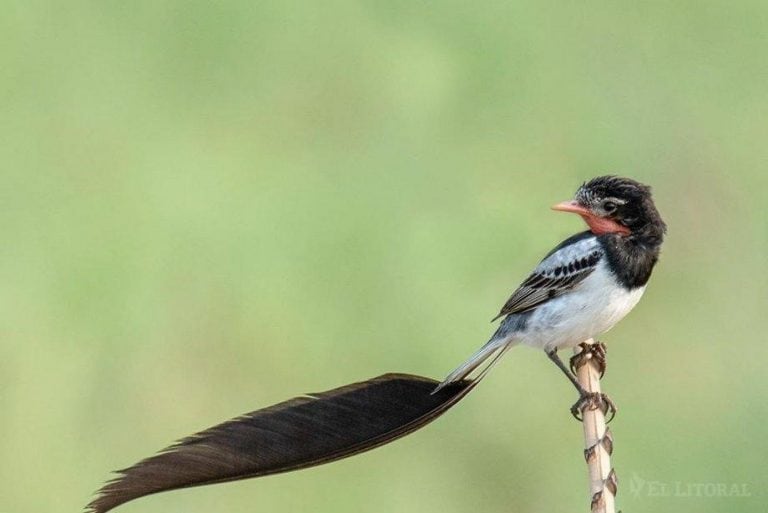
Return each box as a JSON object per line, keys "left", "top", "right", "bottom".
{"left": 573, "top": 339, "right": 617, "bottom": 513}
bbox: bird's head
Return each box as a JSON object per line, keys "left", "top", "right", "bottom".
{"left": 552, "top": 176, "right": 666, "bottom": 244}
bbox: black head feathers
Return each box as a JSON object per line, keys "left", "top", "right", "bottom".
{"left": 576, "top": 175, "right": 666, "bottom": 246}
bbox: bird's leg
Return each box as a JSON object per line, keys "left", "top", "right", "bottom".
{"left": 571, "top": 391, "right": 617, "bottom": 423}
{"left": 546, "top": 347, "right": 616, "bottom": 422}
{"left": 570, "top": 341, "right": 607, "bottom": 378}
{"left": 546, "top": 349, "right": 585, "bottom": 393}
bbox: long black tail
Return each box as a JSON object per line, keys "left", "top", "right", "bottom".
{"left": 86, "top": 372, "right": 484, "bottom": 513}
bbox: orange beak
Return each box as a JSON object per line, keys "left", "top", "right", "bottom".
{"left": 551, "top": 200, "right": 631, "bottom": 236}
{"left": 551, "top": 200, "right": 592, "bottom": 216}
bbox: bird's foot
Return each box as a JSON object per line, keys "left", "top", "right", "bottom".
{"left": 569, "top": 341, "right": 607, "bottom": 378}
{"left": 570, "top": 391, "right": 617, "bottom": 423}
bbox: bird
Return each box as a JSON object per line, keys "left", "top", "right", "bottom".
{"left": 433, "top": 175, "right": 666, "bottom": 417}
{"left": 86, "top": 175, "right": 665, "bottom": 513}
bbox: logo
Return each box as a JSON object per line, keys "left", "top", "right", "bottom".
{"left": 628, "top": 473, "right": 751, "bottom": 498}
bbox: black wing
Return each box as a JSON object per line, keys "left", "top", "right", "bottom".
{"left": 492, "top": 234, "right": 603, "bottom": 321}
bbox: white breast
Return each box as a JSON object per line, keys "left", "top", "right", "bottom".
{"left": 518, "top": 261, "right": 646, "bottom": 351}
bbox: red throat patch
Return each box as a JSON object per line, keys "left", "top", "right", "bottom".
{"left": 581, "top": 214, "right": 631, "bottom": 236}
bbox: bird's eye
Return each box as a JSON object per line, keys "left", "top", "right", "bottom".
{"left": 603, "top": 201, "right": 617, "bottom": 213}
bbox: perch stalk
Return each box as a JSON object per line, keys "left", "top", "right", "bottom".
{"left": 573, "top": 339, "right": 617, "bottom": 513}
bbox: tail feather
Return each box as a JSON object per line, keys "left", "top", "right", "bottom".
{"left": 86, "top": 373, "right": 481, "bottom": 513}
{"left": 432, "top": 340, "right": 512, "bottom": 394}
{"left": 87, "top": 345, "right": 517, "bottom": 512}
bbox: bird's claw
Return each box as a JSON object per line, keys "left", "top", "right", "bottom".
{"left": 570, "top": 391, "right": 617, "bottom": 423}
{"left": 569, "top": 341, "right": 608, "bottom": 378}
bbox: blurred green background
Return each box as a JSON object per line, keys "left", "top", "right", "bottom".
{"left": 2, "top": 2, "right": 767, "bottom": 512}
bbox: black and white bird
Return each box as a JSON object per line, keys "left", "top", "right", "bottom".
{"left": 435, "top": 175, "right": 666, "bottom": 413}
{"left": 87, "top": 175, "right": 666, "bottom": 513}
